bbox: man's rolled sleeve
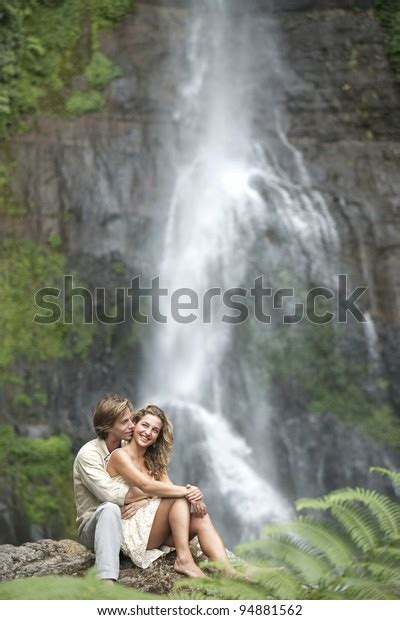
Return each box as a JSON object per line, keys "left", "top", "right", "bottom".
{"left": 75, "top": 452, "right": 129, "bottom": 506}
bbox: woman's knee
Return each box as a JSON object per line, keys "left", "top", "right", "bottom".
{"left": 190, "top": 513, "right": 211, "bottom": 533}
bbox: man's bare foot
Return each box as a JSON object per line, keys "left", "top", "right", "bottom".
{"left": 174, "top": 556, "right": 206, "bottom": 578}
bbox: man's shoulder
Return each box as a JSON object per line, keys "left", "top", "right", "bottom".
{"left": 75, "top": 438, "right": 103, "bottom": 463}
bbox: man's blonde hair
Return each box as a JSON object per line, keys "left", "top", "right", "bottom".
{"left": 93, "top": 394, "right": 134, "bottom": 439}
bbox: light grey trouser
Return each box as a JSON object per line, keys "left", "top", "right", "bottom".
{"left": 80, "top": 502, "right": 122, "bottom": 580}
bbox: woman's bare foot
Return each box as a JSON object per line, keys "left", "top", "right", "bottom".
{"left": 174, "top": 554, "right": 206, "bottom": 578}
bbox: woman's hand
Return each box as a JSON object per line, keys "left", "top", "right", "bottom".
{"left": 190, "top": 500, "right": 208, "bottom": 518}
{"left": 185, "top": 484, "right": 203, "bottom": 502}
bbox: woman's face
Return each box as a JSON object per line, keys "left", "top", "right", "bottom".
{"left": 132, "top": 413, "right": 163, "bottom": 449}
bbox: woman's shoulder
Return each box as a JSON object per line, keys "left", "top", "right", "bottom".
{"left": 109, "top": 446, "right": 131, "bottom": 463}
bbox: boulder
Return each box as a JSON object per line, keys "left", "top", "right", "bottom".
{"left": 0, "top": 538, "right": 205, "bottom": 595}
{"left": 0, "top": 539, "right": 94, "bottom": 582}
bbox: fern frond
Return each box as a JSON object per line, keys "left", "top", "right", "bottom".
{"left": 261, "top": 516, "right": 356, "bottom": 569}
{"left": 253, "top": 537, "right": 331, "bottom": 585}
{"left": 329, "top": 576, "right": 399, "bottom": 600}
{"left": 329, "top": 488, "right": 400, "bottom": 539}
{"left": 328, "top": 503, "right": 381, "bottom": 552}
{"left": 249, "top": 566, "right": 305, "bottom": 600}
{"left": 361, "top": 561, "right": 400, "bottom": 583}
{"left": 298, "top": 487, "right": 400, "bottom": 538}
{"left": 372, "top": 545, "right": 400, "bottom": 567}
{"left": 298, "top": 487, "right": 400, "bottom": 549}
{"left": 370, "top": 467, "right": 400, "bottom": 490}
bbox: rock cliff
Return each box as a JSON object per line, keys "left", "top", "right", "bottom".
{"left": 1, "top": 0, "right": 399, "bottom": 543}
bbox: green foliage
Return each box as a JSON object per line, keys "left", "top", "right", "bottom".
{"left": 0, "top": 0, "right": 84, "bottom": 135}
{"left": 177, "top": 469, "right": 400, "bottom": 600}
{"left": 0, "top": 568, "right": 157, "bottom": 600}
{"left": 0, "top": 160, "right": 26, "bottom": 216}
{"left": 65, "top": 89, "right": 105, "bottom": 115}
{"left": 375, "top": 0, "right": 400, "bottom": 80}
{"left": 84, "top": 51, "right": 121, "bottom": 89}
{"left": 0, "top": 0, "right": 133, "bottom": 135}
{"left": 0, "top": 238, "right": 94, "bottom": 377}
{"left": 0, "top": 425, "right": 76, "bottom": 537}
{"left": 370, "top": 466, "right": 400, "bottom": 490}
{"left": 91, "top": 0, "right": 134, "bottom": 23}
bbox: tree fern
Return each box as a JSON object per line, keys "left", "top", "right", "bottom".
{"left": 250, "top": 567, "right": 304, "bottom": 600}
{"left": 327, "top": 576, "right": 399, "bottom": 600}
{"left": 259, "top": 517, "right": 356, "bottom": 569}
{"left": 370, "top": 466, "right": 400, "bottom": 490}
{"left": 174, "top": 469, "right": 400, "bottom": 600}
{"left": 360, "top": 561, "right": 400, "bottom": 582}
{"left": 297, "top": 487, "right": 400, "bottom": 547}
{"left": 249, "top": 537, "right": 331, "bottom": 586}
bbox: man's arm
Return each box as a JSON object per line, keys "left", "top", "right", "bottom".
{"left": 75, "top": 450, "right": 131, "bottom": 506}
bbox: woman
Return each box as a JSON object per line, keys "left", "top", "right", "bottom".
{"left": 106, "top": 403, "right": 231, "bottom": 578}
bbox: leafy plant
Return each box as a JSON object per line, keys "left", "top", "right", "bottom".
{"left": 65, "top": 89, "right": 105, "bottom": 115}
{"left": 375, "top": 0, "right": 400, "bottom": 80}
{"left": 0, "top": 0, "right": 134, "bottom": 135}
{"left": 0, "top": 237, "right": 95, "bottom": 377}
{"left": 174, "top": 468, "right": 400, "bottom": 600}
{"left": 0, "top": 425, "right": 76, "bottom": 538}
{"left": 91, "top": 0, "right": 134, "bottom": 23}
{"left": 84, "top": 51, "right": 121, "bottom": 89}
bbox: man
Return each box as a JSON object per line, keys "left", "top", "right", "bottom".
{"left": 73, "top": 394, "right": 146, "bottom": 581}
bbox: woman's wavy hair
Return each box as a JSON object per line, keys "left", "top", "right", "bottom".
{"left": 133, "top": 404, "right": 173, "bottom": 480}
{"left": 93, "top": 394, "right": 135, "bottom": 440}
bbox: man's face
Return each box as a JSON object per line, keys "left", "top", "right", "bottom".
{"left": 108, "top": 407, "right": 134, "bottom": 442}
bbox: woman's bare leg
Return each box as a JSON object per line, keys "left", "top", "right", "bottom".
{"left": 147, "top": 498, "right": 205, "bottom": 578}
{"left": 165, "top": 513, "right": 243, "bottom": 577}
{"left": 188, "top": 514, "right": 228, "bottom": 561}
{"left": 146, "top": 498, "right": 174, "bottom": 549}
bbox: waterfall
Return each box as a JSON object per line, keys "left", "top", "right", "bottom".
{"left": 137, "top": 0, "right": 339, "bottom": 544}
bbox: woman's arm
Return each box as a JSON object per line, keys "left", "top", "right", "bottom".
{"left": 160, "top": 470, "right": 207, "bottom": 517}
{"left": 108, "top": 449, "right": 202, "bottom": 500}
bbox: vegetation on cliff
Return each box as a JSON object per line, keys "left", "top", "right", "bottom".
{"left": 0, "top": 0, "right": 135, "bottom": 136}
{"left": 375, "top": 0, "right": 400, "bottom": 80}
{"left": 0, "top": 425, "right": 76, "bottom": 539}
{"left": 0, "top": 237, "right": 94, "bottom": 411}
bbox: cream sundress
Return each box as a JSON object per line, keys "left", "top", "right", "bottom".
{"left": 114, "top": 475, "right": 173, "bottom": 569}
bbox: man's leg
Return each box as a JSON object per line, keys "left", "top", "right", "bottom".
{"left": 80, "top": 502, "right": 122, "bottom": 580}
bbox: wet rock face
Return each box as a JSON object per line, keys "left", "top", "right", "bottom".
{"left": 6, "top": 1, "right": 398, "bottom": 435}
{"left": 277, "top": 5, "right": 400, "bottom": 409}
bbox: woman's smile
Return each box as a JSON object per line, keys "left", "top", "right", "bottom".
{"left": 132, "top": 413, "right": 162, "bottom": 447}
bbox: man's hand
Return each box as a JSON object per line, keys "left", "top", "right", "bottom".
{"left": 185, "top": 484, "right": 203, "bottom": 503}
{"left": 120, "top": 499, "right": 149, "bottom": 520}
{"left": 190, "top": 500, "right": 207, "bottom": 518}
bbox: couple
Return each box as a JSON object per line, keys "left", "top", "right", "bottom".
{"left": 73, "top": 394, "right": 231, "bottom": 582}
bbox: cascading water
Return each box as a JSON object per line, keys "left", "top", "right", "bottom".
{"left": 138, "top": 0, "right": 340, "bottom": 544}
